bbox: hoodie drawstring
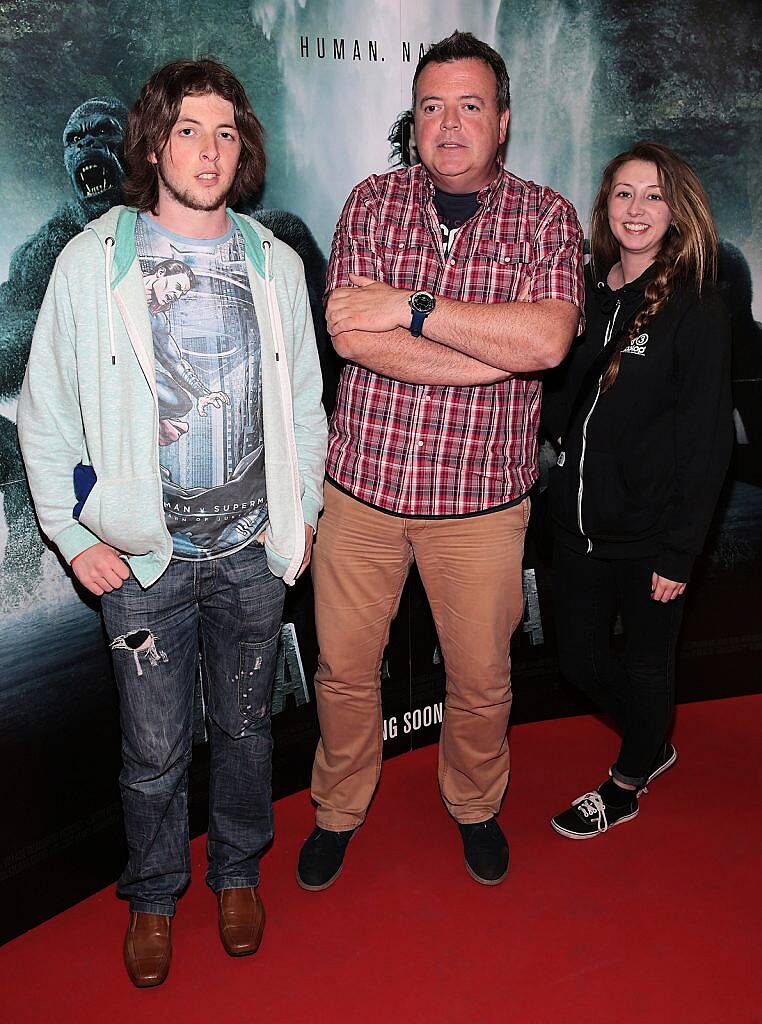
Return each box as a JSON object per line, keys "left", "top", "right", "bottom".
{"left": 104, "top": 236, "right": 116, "bottom": 365}
{"left": 261, "top": 240, "right": 280, "bottom": 362}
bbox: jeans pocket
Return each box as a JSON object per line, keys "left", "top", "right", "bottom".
{"left": 237, "top": 629, "right": 279, "bottom": 721}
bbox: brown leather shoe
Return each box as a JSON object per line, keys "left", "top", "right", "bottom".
{"left": 123, "top": 911, "right": 172, "bottom": 988}
{"left": 217, "top": 886, "right": 265, "bottom": 957}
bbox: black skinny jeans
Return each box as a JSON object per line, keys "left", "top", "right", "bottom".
{"left": 552, "top": 542, "right": 685, "bottom": 787}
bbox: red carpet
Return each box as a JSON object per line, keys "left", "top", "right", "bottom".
{"left": 1, "top": 696, "right": 760, "bottom": 1024}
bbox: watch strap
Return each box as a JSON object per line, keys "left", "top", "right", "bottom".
{"left": 410, "top": 309, "right": 427, "bottom": 337}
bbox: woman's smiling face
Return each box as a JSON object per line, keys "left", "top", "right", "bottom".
{"left": 607, "top": 159, "right": 673, "bottom": 263}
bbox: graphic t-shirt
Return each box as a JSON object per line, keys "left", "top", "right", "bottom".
{"left": 434, "top": 187, "right": 480, "bottom": 258}
{"left": 135, "top": 213, "right": 267, "bottom": 560}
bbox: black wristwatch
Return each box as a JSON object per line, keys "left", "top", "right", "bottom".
{"left": 408, "top": 290, "right": 436, "bottom": 337}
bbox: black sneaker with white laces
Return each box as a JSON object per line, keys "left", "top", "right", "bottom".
{"left": 551, "top": 783, "right": 639, "bottom": 840}
{"left": 458, "top": 818, "right": 509, "bottom": 884}
{"left": 296, "top": 826, "right": 356, "bottom": 891}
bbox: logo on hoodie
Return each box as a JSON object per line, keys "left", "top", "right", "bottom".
{"left": 622, "top": 332, "right": 649, "bottom": 357}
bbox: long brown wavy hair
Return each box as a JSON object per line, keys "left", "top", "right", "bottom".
{"left": 123, "top": 59, "right": 266, "bottom": 212}
{"left": 589, "top": 142, "right": 718, "bottom": 390}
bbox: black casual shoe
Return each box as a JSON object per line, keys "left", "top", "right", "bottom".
{"left": 608, "top": 743, "right": 678, "bottom": 792}
{"left": 458, "top": 818, "right": 509, "bottom": 885}
{"left": 551, "top": 784, "right": 639, "bottom": 840}
{"left": 296, "top": 826, "right": 356, "bottom": 891}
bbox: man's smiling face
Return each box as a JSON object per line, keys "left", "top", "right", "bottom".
{"left": 414, "top": 58, "right": 509, "bottom": 194}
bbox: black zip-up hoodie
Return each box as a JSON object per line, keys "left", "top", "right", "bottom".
{"left": 543, "top": 263, "right": 733, "bottom": 582}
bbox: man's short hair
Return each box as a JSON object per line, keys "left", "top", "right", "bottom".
{"left": 123, "top": 58, "right": 266, "bottom": 212}
{"left": 412, "top": 31, "right": 510, "bottom": 114}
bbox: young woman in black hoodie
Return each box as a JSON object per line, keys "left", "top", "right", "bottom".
{"left": 544, "top": 142, "right": 733, "bottom": 839}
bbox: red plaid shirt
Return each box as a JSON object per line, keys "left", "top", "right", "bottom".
{"left": 325, "top": 161, "right": 584, "bottom": 517}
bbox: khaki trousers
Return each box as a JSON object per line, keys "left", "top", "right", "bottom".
{"left": 311, "top": 483, "right": 529, "bottom": 828}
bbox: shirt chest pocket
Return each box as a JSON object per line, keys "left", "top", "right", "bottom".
{"left": 379, "top": 227, "right": 438, "bottom": 291}
{"left": 459, "top": 239, "right": 534, "bottom": 301}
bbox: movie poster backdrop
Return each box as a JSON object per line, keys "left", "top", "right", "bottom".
{"left": 0, "top": 0, "right": 760, "bottom": 942}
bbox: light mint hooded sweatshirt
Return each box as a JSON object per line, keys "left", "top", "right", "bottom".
{"left": 18, "top": 206, "right": 327, "bottom": 587}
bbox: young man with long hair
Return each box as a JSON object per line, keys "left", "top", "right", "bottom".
{"left": 544, "top": 142, "right": 732, "bottom": 838}
{"left": 18, "top": 59, "right": 326, "bottom": 985}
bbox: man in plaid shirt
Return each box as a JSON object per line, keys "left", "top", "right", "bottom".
{"left": 297, "top": 31, "right": 584, "bottom": 889}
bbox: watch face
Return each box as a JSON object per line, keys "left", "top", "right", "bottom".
{"left": 411, "top": 291, "right": 435, "bottom": 314}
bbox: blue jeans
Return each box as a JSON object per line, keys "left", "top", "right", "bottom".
{"left": 101, "top": 542, "right": 285, "bottom": 916}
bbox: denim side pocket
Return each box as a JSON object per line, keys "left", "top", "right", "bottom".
{"left": 237, "top": 629, "right": 279, "bottom": 721}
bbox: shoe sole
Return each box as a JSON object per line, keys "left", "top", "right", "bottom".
{"left": 550, "top": 806, "right": 639, "bottom": 840}
{"left": 220, "top": 931, "right": 264, "bottom": 958}
{"left": 128, "top": 973, "right": 169, "bottom": 988}
{"left": 464, "top": 859, "right": 509, "bottom": 886}
{"left": 295, "top": 863, "right": 343, "bottom": 892}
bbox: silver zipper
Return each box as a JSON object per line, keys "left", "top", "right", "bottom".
{"left": 577, "top": 300, "right": 621, "bottom": 552}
